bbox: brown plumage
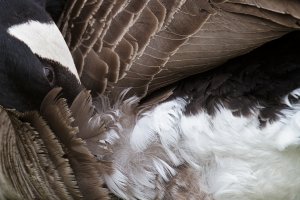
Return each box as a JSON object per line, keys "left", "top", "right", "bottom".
{"left": 1, "top": 0, "right": 300, "bottom": 199}
{"left": 0, "top": 89, "right": 111, "bottom": 199}
{"left": 58, "top": 0, "right": 300, "bottom": 100}
{"left": 0, "top": 106, "right": 80, "bottom": 199}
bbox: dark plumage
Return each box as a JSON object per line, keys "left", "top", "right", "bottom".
{"left": 0, "top": 0, "right": 81, "bottom": 111}
{"left": 45, "top": 0, "right": 67, "bottom": 22}
{"left": 56, "top": 0, "right": 299, "bottom": 99}
{"left": 95, "top": 31, "right": 300, "bottom": 200}
{"left": 1, "top": 1, "right": 300, "bottom": 200}
{"left": 171, "top": 31, "right": 300, "bottom": 123}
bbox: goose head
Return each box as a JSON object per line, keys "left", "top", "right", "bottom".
{"left": 0, "top": 0, "right": 81, "bottom": 111}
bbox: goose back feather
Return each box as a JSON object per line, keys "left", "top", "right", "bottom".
{"left": 58, "top": 0, "right": 300, "bottom": 99}
{"left": 1, "top": 0, "right": 300, "bottom": 199}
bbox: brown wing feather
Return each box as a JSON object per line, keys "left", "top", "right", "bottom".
{"left": 0, "top": 106, "right": 82, "bottom": 199}
{"left": 23, "top": 112, "right": 81, "bottom": 199}
{"left": 40, "top": 88, "right": 109, "bottom": 199}
{"left": 59, "top": 0, "right": 300, "bottom": 99}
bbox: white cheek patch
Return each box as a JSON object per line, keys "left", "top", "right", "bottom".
{"left": 7, "top": 20, "right": 80, "bottom": 81}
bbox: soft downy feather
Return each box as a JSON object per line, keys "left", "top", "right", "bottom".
{"left": 88, "top": 33, "right": 300, "bottom": 199}
{"left": 90, "top": 87, "right": 300, "bottom": 200}
{"left": 89, "top": 90, "right": 213, "bottom": 200}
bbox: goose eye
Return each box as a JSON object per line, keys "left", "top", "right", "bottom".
{"left": 43, "top": 67, "right": 55, "bottom": 86}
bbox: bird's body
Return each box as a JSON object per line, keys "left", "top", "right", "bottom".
{"left": 104, "top": 90, "right": 300, "bottom": 200}
{"left": 0, "top": 0, "right": 300, "bottom": 200}
{"left": 99, "top": 32, "right": 300, "bottom": 200}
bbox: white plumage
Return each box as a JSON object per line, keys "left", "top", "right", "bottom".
{"left": 7, "top": 20, "right": 80, "bottom": 81}
{"left": 1, "top": 0, "right": 300, "bottom": 199}
{"left": 96, "top": 89, "right": 300, "bottom": 200}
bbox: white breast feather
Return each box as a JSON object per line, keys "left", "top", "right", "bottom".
{"left": 99, "top": 91, "right": 300, "bottom": 199}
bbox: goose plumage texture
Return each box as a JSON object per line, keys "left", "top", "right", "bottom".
{"left": 93, "top": 32, "right": 300, "bottom": 200}
{"left": 1, "top": 0, "right": 300, "bottom": 200}
{"left": 0, "top": 89, "right": 111, "bottom": 199}
{"left": 58, "top": 0, "right": 300, "bottom": 99}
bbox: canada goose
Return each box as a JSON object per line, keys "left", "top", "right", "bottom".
{"left": 0, "top": 0, "right": 81, "bottom": 111}
{"left": 0, "top": 0, "right": 107, "bottom": 199}
{"left": 56, "top": 1, "right": 300, "bottom": 199}
{"left": 1, "top": 0, "right": 300, "bottom": 200}
{"left": 55, "top": 1, "right": 300, "bottom": 199}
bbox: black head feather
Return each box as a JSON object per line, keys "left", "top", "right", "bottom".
{"left": 0, "top": 0, "right": 81, "bottom": 111}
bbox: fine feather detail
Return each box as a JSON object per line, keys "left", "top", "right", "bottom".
{"left": 0, "top": 107, "right": 78, "bottom": 199}
{"left": 90, "top": 89, "right": 212, "bottom": 199}
{"left": 22, "top": 112, "right": 81, "bottom": 199}
{"left": 40, "top": 88, "right": 109, "bottom": 199}
{"left": 58, "top": 0, "right": 300, "bottom": 98}
{"left": 92, "top": 87, "right": 300, "bottom": 200}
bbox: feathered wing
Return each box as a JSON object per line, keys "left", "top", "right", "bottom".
{"left": 39, "top": 88, "right": 110, "bottom": 199}
{"left": 0, "top": 88, "right": 112, "bottom": 199}
{"left": 58, "top": 0, "right": 300, "bottom": 99}
{"left": 0, "top": 106, "right": 80, "bottom": 199}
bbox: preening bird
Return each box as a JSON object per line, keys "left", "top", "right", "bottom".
{"left": 1, "top": 0, "right": 300, "bottom": 200}
{"left": 0, "top": 0, "right": 81, "bottom": 111}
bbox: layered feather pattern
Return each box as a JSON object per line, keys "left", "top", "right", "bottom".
{"left": 58, "top": 0, "right": 300, "bottom": 99}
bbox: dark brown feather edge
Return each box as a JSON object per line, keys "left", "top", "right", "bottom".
{"left": 20, "top": 111, "right": 82, "bottom": 199}
{"left": 70, "top": 89, "right": 113, "bottom": 175}
{"left": 40, "top": 88, "right": 109, "bottom": 200}
{"left": 1, "top": 107, "right": 75, "bottom": 199}
{"left": 0, "top": 107, "right": 23, "bottom": 199}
